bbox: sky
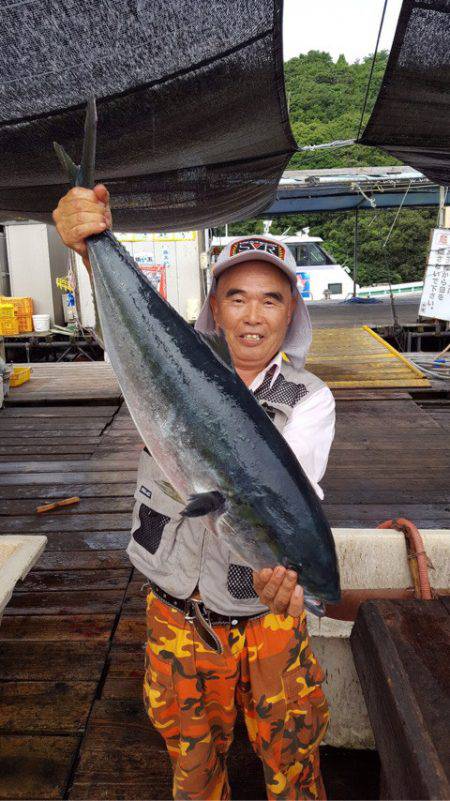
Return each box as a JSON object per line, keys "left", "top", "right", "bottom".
{"left": 283, "top": 0, "right": 403, "bottom": 63}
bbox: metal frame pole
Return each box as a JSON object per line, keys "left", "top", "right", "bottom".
{"left": 353, "top": 207, "right": 360, "bottom": 297}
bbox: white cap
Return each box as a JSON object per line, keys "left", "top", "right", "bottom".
{"left": 195, "top": 235, "right": 312, "bottom": 369}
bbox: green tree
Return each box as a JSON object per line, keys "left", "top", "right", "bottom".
{"left": 214, "top": 51, "right": 435, "bottom": 286}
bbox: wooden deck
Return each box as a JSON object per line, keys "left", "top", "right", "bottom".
{"left": 0, "top": 364, "right": 449, "bottom": 800}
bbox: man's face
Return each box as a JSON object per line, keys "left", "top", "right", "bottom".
{"left": 210, "top": 261, "right": 296, "bottom": 369}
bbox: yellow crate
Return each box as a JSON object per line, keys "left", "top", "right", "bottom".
{"left": 0, "top": 296, "right": 33, "bottom": 315}
{"left": 17, "top": 313, "right": 33, "bottom": 333}
{"left": 0, "top": 302, "right": 16, "bottom": 319}
{"left": 15, "top": 297, "right": 33, "bottom": 315}
{"left": 0, "top": 318, "right": 20, "bottom": 336}
{"left": 10, "top": 366, "right": 31, "bottom": 387}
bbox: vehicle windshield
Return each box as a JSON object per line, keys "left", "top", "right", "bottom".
{"left": 288, "top": 243, "right": 335, "bottom": 267}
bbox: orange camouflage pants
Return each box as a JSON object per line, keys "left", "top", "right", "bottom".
{"left": 144, "top": 591, "right": 329, "bottom": 800}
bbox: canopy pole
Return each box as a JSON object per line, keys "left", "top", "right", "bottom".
{"left": 353, "top": 207, "right": 360, "bottom": 297}
{"left": 438, "top": 186, "right": 447, "bottom": 227}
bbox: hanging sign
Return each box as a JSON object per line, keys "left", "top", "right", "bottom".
{"left": 117, "top": 231, "right": 196, "bottom": 242}
{"left": 419, "top": 228, "right": 450, "bottom": 322}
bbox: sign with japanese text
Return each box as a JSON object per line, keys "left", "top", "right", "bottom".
{"left": 419, "top": 228, "right": 450, "bottom": 322}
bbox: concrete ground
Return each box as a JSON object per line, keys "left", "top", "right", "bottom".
{"left": 308, "top": 294, "right": 421, "bottom": 329}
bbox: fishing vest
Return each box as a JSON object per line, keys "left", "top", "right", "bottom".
{"left": 126, "top": 361, "right": 326, "bottom": 616}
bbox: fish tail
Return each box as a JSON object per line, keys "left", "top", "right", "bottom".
{"left": 53, "top": 95, "right": 97, "bottom": 189}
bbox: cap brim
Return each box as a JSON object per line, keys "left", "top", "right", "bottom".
{"left": 213, "top": 251, "right": 298, "bottom": 290}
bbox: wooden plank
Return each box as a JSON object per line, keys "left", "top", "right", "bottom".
{"left": 329, "top": 436, "right": 450, "bottom": 450}
{"left": 6, "top": 363, "right": 121, "bottom": 404}
{"left": 0, "top": 471, "right": 137, "bottom": 485}
{"left": 0, "top": 735, "right": 79, "bottom": 799}
{"left": 107, "top": 645, "right": 145, "bottom": 679}
{"left": 0, "top": 513, "right": 133, "bottom": 533}
{"left": 34, "top": 550, "right": 131, "bottom": 570}
{"left": 322, "top": 478, "right": 450, "bottom": 504}
{"left": 4, "top": 589, "right": 126, "bottom": 615}
{"left": 0, "top": 445, "right": 97, "bottom": 456}
{"left": 0, "top": 483, "right": 136, "bottom": 499}
{"left": 0, "top": 615, "right": 115, "bottom": 642}
{"left": 0, "top": 681, "right": 97, "bottom": 733}
{"left": 327, "top": 451, "right": 450, "bottom": 467}
{"left": 323, "top": 504, "right": 450, "bottom": 528}
{"left": 3, "top": 406, "right": 118, "bottom": 418}
{"left": 0, "top": 642, "right": 108, "bottom": 680}
{"left": 351, "top": 600, "right": 450, "bottom": 800}
{"left": 68, "top": 699, "right": 172, "bottom": 801}
{"left": 100, "top": 677, "right": 143, "bottom": 700}
{"left": 15, "top": 568, "right": 131, "bottom": 593}
{"left": 0, "top": 497, "right": 133, "bottom": 515}
{"left": 0, "top": 419, "right": 106, "bottom": 430}
{"left": 29, "top": 531, "right": 131, "bottom": 551}
{"left": 0, "top": 431, "right": 101, "bottom": 441}
{"left": 333, "top": 389, "right": 412, "bottom": 400}
{"left": 114, "top": 616, "right": 146, "bottom": 644}
{"left": 0, "top": 458, "right": 139, "bottom": 474}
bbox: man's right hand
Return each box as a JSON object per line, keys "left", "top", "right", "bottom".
{"left": 52, "top": 184, "right": 112, "bottom": 264}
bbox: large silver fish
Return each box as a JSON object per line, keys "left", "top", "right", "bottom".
{"left": 54, "top": 99, "right": 340, "bottom": 615}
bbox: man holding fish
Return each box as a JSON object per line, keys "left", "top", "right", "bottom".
{"left": 53, "top": 181, "right": 336, "bottom": 800}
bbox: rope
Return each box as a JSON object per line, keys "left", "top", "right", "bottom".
{"left": 356, "top": 0, "right": 389, "bottom": 140}
{"left": 382, "top": 180, "right": 413, "bottom": 248}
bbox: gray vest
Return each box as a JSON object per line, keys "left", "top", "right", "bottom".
{"left": 126, "top": 362, "right": 325, "bottom": 616}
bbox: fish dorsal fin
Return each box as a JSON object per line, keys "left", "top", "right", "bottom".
{"left": 198, "top": 330, "right": 234, "bottom": 371}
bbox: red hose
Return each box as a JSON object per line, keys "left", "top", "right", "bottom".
{"left": 377, "top": 518, "right": 433, "bottom": 600}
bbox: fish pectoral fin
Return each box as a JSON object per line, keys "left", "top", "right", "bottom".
{"left": 197, "top": 330, "right": 234, "bottom": 372}
{"left": 181, "top": 491, "right": 225, "bottom": 518}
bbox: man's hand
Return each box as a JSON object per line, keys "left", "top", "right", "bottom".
{"left": 52, "top": 184, "right": 112, "bottom": 266}
{"left": 253, "top": 566, "right": 304, "bottom": 616}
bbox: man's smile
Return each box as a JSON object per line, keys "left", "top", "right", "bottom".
{"left": 240, "top": 333, "right": 264, "bottom": 342}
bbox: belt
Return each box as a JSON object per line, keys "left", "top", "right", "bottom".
{"left": 149, "top": 582, "right": 265, "bottom": 655}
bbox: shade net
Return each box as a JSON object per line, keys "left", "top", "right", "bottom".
{"left": 359, "top": 0, "right": 450, "bottom": 186}
{"left": 0, "top": 0, "right": 296, "bottom": 231}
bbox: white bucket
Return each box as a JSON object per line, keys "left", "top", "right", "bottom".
{"left": 32, "top": 314, "right": 50, "bottom": 332}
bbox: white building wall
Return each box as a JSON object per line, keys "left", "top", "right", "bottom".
{"left": 5, "top": 223, "right": 68, "bottom": 323}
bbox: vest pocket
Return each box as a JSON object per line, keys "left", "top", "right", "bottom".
{"left": 133, "top": 503, "right": 171, "bottom": 555}
{"left": 227, "top": 563, "right": 258, "bottom": 600}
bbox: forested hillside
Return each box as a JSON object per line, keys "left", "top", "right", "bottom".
{"left": 225, "top": 51, "right": 434, "bottom": 287}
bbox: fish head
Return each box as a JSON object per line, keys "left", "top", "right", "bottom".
{"left": 283, "top": 526, "right": 341, "bottom": 604}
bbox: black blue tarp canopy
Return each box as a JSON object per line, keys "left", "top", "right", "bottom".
{"left": 264, "top": 167, "right": 441, "bottom": 215}
{"left": 359, "top": 0, "right": 450, "bottom": 187}
{"left": 0, "top": 0, "right": 296, "bottom": 231}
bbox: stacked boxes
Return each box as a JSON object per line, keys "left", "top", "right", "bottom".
{"left": 0, "top": 296, "right": 34, "bottom": 335}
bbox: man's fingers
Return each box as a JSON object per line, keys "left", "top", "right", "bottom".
{"left": 63, "top": 199, "right": 107, "bottom": 215}
{"left": 70, "top": 221, "right": 107, "bottom": 241}
{"left": 258, "top": 566, "right": 286, "bottom": 603}
{"left": 63, "top": 211, "right": 108, "bottom": 227}
{"left": 287, "top": 584, "right": 304, "bottom": 617}
{"left": 252, "top": 568, "right": 273, "bottom": 594}
{"left": 61, "top": 186, "right": 99, "bottom": 204}
{"left": 93, "top": 184, "right": 110, "bottom": 203}
{"left": 272, "top": 570, "right": 297, "bottom": 613}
